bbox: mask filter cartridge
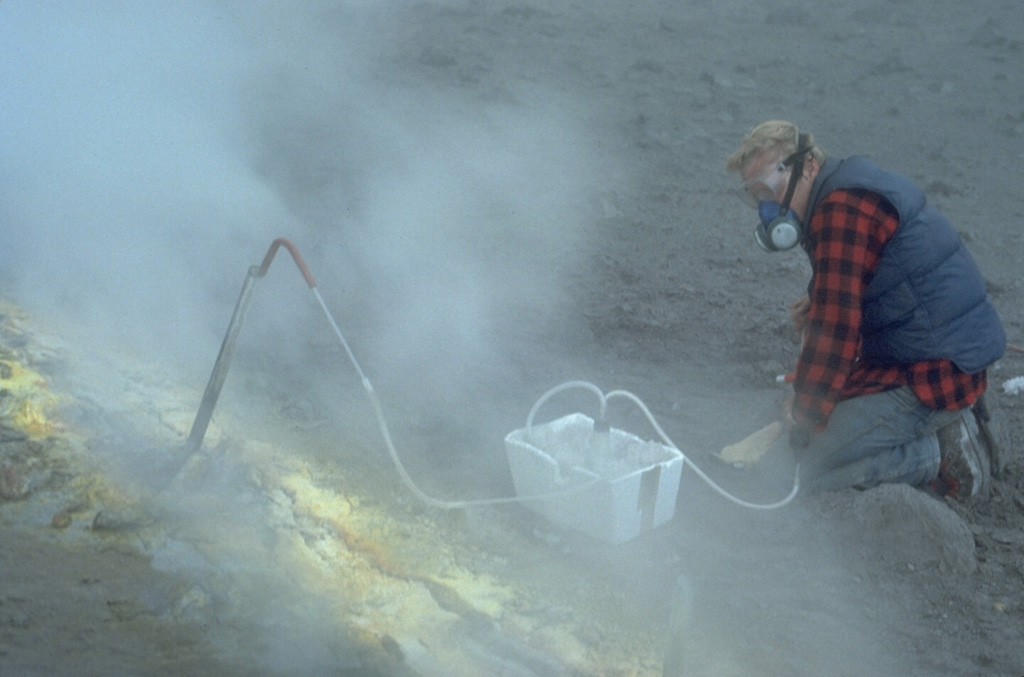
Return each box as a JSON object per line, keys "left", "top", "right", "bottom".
{"left": 755, "top": 200, "right": 802, "bottom": 251}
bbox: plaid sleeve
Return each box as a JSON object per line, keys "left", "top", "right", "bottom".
{"left": 791, "top": 189, "right": 898, "bottom": 430}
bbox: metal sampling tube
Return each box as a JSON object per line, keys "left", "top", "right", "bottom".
{"left": 184, "top": 265, "right": 260, "bottom": 454}
{"left": 184, "top": 238, "right": 317, "bottom": 455}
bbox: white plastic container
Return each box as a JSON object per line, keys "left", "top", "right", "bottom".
{"left": 504, "top": 413, "right": 684, "bottom": 544}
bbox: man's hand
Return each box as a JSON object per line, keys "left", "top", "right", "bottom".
{"left": 790, "top": 295, "right": 810, "bottom": 335}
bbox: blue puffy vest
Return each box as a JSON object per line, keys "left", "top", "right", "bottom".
{"left": 805, "top": 156, "right": 1005, "bottom": 373}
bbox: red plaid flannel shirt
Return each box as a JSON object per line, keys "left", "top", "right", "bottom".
{"left": 791, "top": 188, "right": 987, "bottom": 431}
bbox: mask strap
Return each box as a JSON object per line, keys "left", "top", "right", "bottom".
{"left": 778, "top": 132, "right": 811, "bottom": 213}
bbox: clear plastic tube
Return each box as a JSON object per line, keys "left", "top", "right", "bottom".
{"left": 313, "top": 291, "right": 799, "bottom": 511}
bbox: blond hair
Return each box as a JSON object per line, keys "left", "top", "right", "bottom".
{"left": 725, "top": 120, "right": 826, "bottom": 173}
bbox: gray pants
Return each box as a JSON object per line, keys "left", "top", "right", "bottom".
{"left": 798, "top": 386, "right": 962, "bottom": 493}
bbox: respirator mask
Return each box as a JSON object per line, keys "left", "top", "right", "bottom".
{"left": 738, "top": 134, "right": 812, "bottom": 252}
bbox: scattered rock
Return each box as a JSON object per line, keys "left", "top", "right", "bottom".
{"left": 91, "top": 509, "right": 154, "bottom": 533}
{"left": 379, "top": 633, "right": 405, "bottom": 661}
{"left": 51, "top": 511, "right": 73, "bottom": 529}
{"left": 0, "top": 464, "right": 28, "bottom": 500}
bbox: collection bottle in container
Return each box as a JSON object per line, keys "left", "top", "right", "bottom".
{"left": 590, "top": 417, "right": 612, "bottom": 461}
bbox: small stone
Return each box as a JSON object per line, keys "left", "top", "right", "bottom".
{"left": 51, "top": 511, "right": 73, "bottom": 529}
{"left": 0, "top": 464, "right": 28, "bottom": 500}
{"left": 91, "top": 509, "right": 152, "bottom": 532}
{"left": 380, "top": 633, "right": 405, "bottom": 661}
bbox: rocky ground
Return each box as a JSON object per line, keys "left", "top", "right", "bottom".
{"left": 2, "top": 1, "right": 1023, "bottom": 675}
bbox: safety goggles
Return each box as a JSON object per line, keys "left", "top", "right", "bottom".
{"left": 735, "top": 160, "right": 790, "bottom": 209}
